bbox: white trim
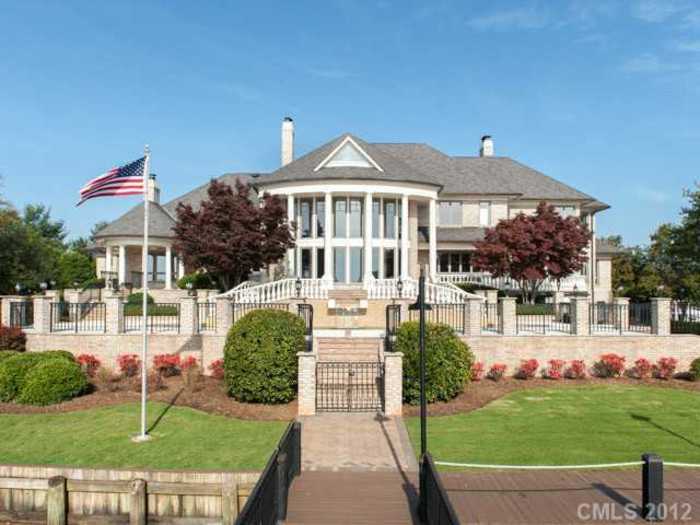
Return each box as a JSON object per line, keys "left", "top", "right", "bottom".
{"left": 313, "top": 135, "right": 384, "bottom": 172}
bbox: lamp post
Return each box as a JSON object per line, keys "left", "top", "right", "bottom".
{"left": 14, "top": 283, "right": 21, "bottom": 295}
{"left": 186, "top": 281, "right": 195, "bottom": 297}
{"left": 295, "top": 277, "right": 302, "bottom": 299}
{"left": 40, "top": 282, "right": 48, "bottom": 294}
{"left": 397, "top": 277, "right": 403, "bottom": 299}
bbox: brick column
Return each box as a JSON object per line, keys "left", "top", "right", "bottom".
{"left": 105, "top": 294, "right": 123, "bottom": 334}
{"left": 384, "top": 352, "right": 403, "bottom": 416}
{"left": 498, "top": 297, "right": 516, "bottom": 336}
{"left": 32, "top": 295, "right": 51, "bottom": 333}
{"left": 0, "top": 296, "right": 22, "bottom": 326}
{"left": 297, "top": 351, "right": 317, "bottom": 416}
{"left": 570, "top": 295, "right": 590, "bottom": 335}
{"left": 614, "top": 297, "right": 630, "bottom": 333}
{"left": 179, "top": 296, "right": 197, "bottom": 335}
{"left": 651, "top": 297, "right": 671, "bottom": 336}
{"left": 485, "top": 290, "right": 498, "bottom": 304}
{"left": 216, "top": 297, "right": 233, "bottom": 336}
{"left": 465, "top": 297, "right": 482, "bottom": 336}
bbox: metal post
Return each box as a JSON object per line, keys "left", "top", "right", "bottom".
{"left": 276, "top": 452, "right": 288, "bottom": 520}
{"left": 418, "top": 269, "right": 427, "bottom": 521}
{"left": 642, "top": 453, "right": 663, "bottom": 521}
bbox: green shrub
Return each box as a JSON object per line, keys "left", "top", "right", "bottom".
{"left": 17, "top": 359, "right": 88, "bottom": 405}
{"left": 0, "top": 353, "right": 48, "bottom": 401}
{"left": 690, "top": 358, "right": 700, "bottom": 381}
{"left": 224, "top": 309, "right": 305, "bottom": 403}
{"left": 0, "top": 325, "right": 27, "bottom": 352}
{"left": 123, "top": 304, "right": 179, "bottom": 317}
{"left": 126, "top": 292, "right": 154, "bottom": 305}
{"left": 516, "top": 304, "right": 555, "bottom": 316}
{"left": 41, "top": 350, "right": 76, "bottom": 362}
{"left": 396, "top": 321, "right": 474, "bottom": 404}
{"left": 672, "top": 321, "right": 700, "bottom": 335}
{"left": 177, "top": 271, "right": 216, "bottom": 290}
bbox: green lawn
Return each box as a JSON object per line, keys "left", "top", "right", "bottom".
{"left": 0, "top": 402, "right": 289, "bottom": 470}
{"left": 406, "top": 385, "right": 700, "bottom": 467}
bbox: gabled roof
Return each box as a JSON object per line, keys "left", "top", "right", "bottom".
{"left": 254, "top": 134, "right": 443, "bottom": 189}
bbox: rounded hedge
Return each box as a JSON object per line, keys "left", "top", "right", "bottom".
{"left": 127, "top": 292, "right": 154, "bottom": 305}
{"left": 224, "top": 309, "right": 305, "bottom": 403}
{"left": 396, "top": 321, "right": 474, "bottom": 404}
{"left": 690, "top": 357, "right": 700, "bottom": 382}
{"left": 0, "top": 351, "right": 77, "bottom": 402}
{"left": 17, "top": 359, "right": 88, "bottom": 405}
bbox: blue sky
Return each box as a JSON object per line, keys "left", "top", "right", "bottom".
{"left": 1, "top": 0, "right": 698, "bottom": 245}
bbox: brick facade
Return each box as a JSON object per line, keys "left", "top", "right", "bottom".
{"left": 297, "top": 351, "right": 317, "bottom": 416}
{"left": 383, "top": 352, "right": 403, "bottom": 416}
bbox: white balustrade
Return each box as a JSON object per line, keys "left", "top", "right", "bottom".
{"left": 217, "top": 278, "right": 331, "bottom": 303}
{"left": 436, "top": 272, "right": 587, "bottom": 293}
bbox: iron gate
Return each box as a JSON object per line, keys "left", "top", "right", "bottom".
{"left": 316, "top": 362, "right": 384, "bottom": 412}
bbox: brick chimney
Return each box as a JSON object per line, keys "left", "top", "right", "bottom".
{"left": 281, "top": 117, "right": 294, "bottom": 166}
{"left": 147, "top": 174, "right": 160, "bottom": 203}
{"left": 480, "top": 135, "right": 494, "bottom": 157}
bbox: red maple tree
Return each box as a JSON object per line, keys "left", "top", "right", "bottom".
{"left": 173, "top": 179, "right": 293, "bottom": 290}
{"left": 472, "top": 202, "right": 590, "bottom": 303}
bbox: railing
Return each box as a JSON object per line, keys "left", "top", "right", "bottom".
{"left": 234, "top": 421, "right": 301, "bottom": 525}
{"left": 197, "top": 302, "right": 217, "bottom": 332}
{"left": 220, "top": 278, "right": 330, "bottom": 303}
{"left": 385, "top": 304, "right": 401, "bottom": 352}
{"left": 367, "top": 278, "right": 418, "bottom": 299}
{"left": 50, "top": 303, "right": 106, "bottom": 333}
{"left": 297, "top": 303, "right": 313, "bottom": 352}
{"left": 480, "top": 303, "right": 500, "bottom": 334}
{"left": 410, "top": 303, "right": 466, "bottom": 334}
{"left": 436, "top": 272, "right": 587, "bottom": 293}
{"left": 9, "top": 301, "right": 33, "bottom": 329}
{"left": 516, "top": 303, "right": 571, "bottom": 335}
{"left": 232, "top": 302, "right": 289, "bottom": 323}
{"left": 123, "top": 303, "right": 180, "bottom": 333}
{"left": 589, "top": 303, "right": 625, "bottom": 334}
{"left": 425, "top": 281, "right": 481, "bottom": 305}
{"left": 671, "top": 301, "right": 700, "bottom": 334}
{"left": 420, "top": 453, "right": 461, "bottom": 525}
{"left": 101, "top": 271, "right": 118, "bottom": 289}
{"left": 628, "top": 302, "right": 651, "bottom": 333}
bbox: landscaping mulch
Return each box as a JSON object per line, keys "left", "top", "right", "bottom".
{"left": 0, "top": 375, "right": 297, "bottom": 421}
{"left": 403, "top": 376, "right": 700, "bottom": 417}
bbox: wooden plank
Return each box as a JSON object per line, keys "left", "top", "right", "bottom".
{"left": 66, "top": 480, "right": 131, "bottom": 494}
{"left": 147, "top": 482, "right": 222, "bottom": 496}
{"left": 46, "top": 476, "right": 66, "bottom": 525}
{"left": 129, "top": 479, "right": 146, "bottom": 525}
{"left": 0, "top": 477, "right": 48, "bottom": 490}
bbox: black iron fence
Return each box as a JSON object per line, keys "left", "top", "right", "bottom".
{"left": 516, "top": 303, "right": 571, "bottom": 335}
{"left": 589, "top": 303, "right": 625, "bottom": 334}
{"left": 385, "top": 303, "right": 401, "bottom": 352}
{"left": 9, "top": 301, "right": 33, "bottom": 329}
{"left": 671, "top": 301, "right": 700, "bottom": 334}
{"left": 197, "top": 302, "right": 217, "bottom": 332}
{"left": 420, "top": 452, "right": 461, "bottom": 525}
{"left": 628, "top": 302, "right": 651, "bottom": 333}
{"left": 50, "top": 303, "right": 106, "bottom": 333}
{"left": 410, "top": 303, "right": 466, "bottom": 334}
{"left": 316, "top": 362, "right": 384, "bottom": 412}
{"left": 234, "top": 421, "right": 301, "bottom": 525}
{"left": 231, "top": 302, "right": 289, "bottom": 323}
{"left": 122, "top": 303, "right": 180, "bottom": 333}
{"left": 480, "top": 303, "right": 500, "bottom": 334}
{"left": 297, "top": 303, "right": 313, "bottom": 352}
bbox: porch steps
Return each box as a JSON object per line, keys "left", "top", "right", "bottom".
{"left": 328, "top": 288, "right": 368, "bottom": 302}
{"left": 316, "top": 337, "right": 382, "bottom": 362}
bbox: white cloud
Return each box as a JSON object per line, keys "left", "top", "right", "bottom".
{"left": 632, "top": 0, "right": 689, "bottom": 22}
{"left": 466, "top": 6, "right": 550, "bottom": 30}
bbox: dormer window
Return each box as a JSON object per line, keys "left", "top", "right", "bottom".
{"left": 314, "top": 136, "right": 383, "bottom": 171}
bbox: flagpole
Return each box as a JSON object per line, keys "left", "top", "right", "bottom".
{"left": 135, "top": 145, "right": 151, "bottom": 442}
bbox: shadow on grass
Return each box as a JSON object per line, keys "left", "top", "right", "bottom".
{"left": 147, "top": 388, "right": 184, "bottom": 434}
{"left": 630, "top": 413, "right": 700, "bottom": 449}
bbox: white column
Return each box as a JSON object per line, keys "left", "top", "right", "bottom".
{"left": 364, "top": 192, "right": 373, "bottom": 282}
{"left": 287, "top": 195, "right": 296, "bottom": 277}
{"left": 401, "top": 194, "right": 409, "bottom": 279}
{"left": 105, "top": 245, "right": 112, "bottom": 275}
{"left": 178, "top": 257, "right": 185, "bottom": 279}
{"left": 118, "top": 245, "right": 127, "bottom": 284}
{"left": 165, "top": 245, "right": 172, "bottom": 289}
{"left": 429, "top": 199, "right": 437, "bottom": 279}
{"left": 323, "top": 192, "right": 332, "bottom": 281}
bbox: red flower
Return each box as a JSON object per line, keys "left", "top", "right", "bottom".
{"left": 77, "top": 354, "right": 101, "bottom": 377}
{"left": 470, "top": 362, "right": 485, "bottom": 382}
{"left": 152, "top": 354, "right": 181, "bottom": 377}
{"left": 117, "top": 354, "right": 140, "bottom": 377}
{"left": 208, "top": 359, "right": 225, "bottom": 380}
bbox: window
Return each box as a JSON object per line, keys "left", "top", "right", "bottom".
{"left": 300, "top": 249, "right": 312, "bottom": 278}
{"left": 334, "top": 198, "right": 347, "bottom": 238}
{"left": 555, "top": 205, "right": 576, "bottom": 218}
{"left": 384, "top": 201, "right": 396, "bottom": 239}
{"left": 461, "top": 253, "right": 471, "bottom": 272}
{"left": 349, "top": 198, "right": 363, "bottom": 237}
{"left": 372, "top": 247, "right": 379, "bottom": 278}
{"left": 384, "top": 248, "right": 395, "bottom": 279}
{"left": 316, "top": 200, "right": 325, "bottom": 237}
{"left": 450, "top": 253, "right": 460, "bottom": 273}
{"left": 334, "top": 247, "right": 346, "bottom": 282}
{"left": 350, "top": 247, "right": 363, "bottom": 282}
{"left": 479, "top": 201, "right": 491, "bottom": 227}
{"left": 325, "top": 142, "right": 373, "bottom": 168}
{"left": 372, "top": 199, "right": 380, "bottom": 238}
{"left": 439, "top": 253, "right": 449, "bottom": 273}
{"left": 299, "top": 199, "right": 312, "bottom": 238}
{"left": 438, "top": 201, "right": 462, "bottom": 226}
{"left": 438, "top": 251, "right": 473, "bottom": 273}
{"left": 316, "top": 248, "right": 325, "bottom": 278}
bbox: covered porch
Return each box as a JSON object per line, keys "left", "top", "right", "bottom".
{"left": 99, "top": 239, "right": 185, "bottom": 290}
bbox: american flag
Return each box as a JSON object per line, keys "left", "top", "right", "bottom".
{"left": 77, "top": 156, "right": 146, "bottom": 206}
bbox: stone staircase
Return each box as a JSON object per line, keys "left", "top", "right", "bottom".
{"left": 316, "top": 337, "right": 382, "bottom": 362}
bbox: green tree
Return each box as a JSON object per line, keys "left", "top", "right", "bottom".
{"left": 22, "top": 204, "right": 67, "bottom": 243}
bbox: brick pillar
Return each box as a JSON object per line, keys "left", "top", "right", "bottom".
{"left": 570, "top": 295, "right": 590, "bottom": 335}
{"left": 383, "top": 352, "right": 403, "bottom": 416}
{"left": 32, "top": 295, "right": 51, "bottom": 333}
{"left": 105, "top": 294, "right": 123, "bottom": 334}
{"left": 179, "top": 296, "right": 197, "bottom": 335}
{"left": 485, "top": 290, "right": 498, "bottom": 304}
{"left": 216, "top": 297, "right": 233, "bottom": 336}
{"left": 651, "top": 297, "right": 671, "bottom": 336}
{"left": 614, "top": 297, "right": 630, "bottom": 333}
{"left": 297, "top": 351, "right": 317, "bottom": 416}
{"left": 465, "top": 297, "right": 482, "bottom": 336}
{"left": 0, "top": 296, "right": 22, "bottom": 326}
{"left": 498, "top": 297, "right": 516, "bottom": 336}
